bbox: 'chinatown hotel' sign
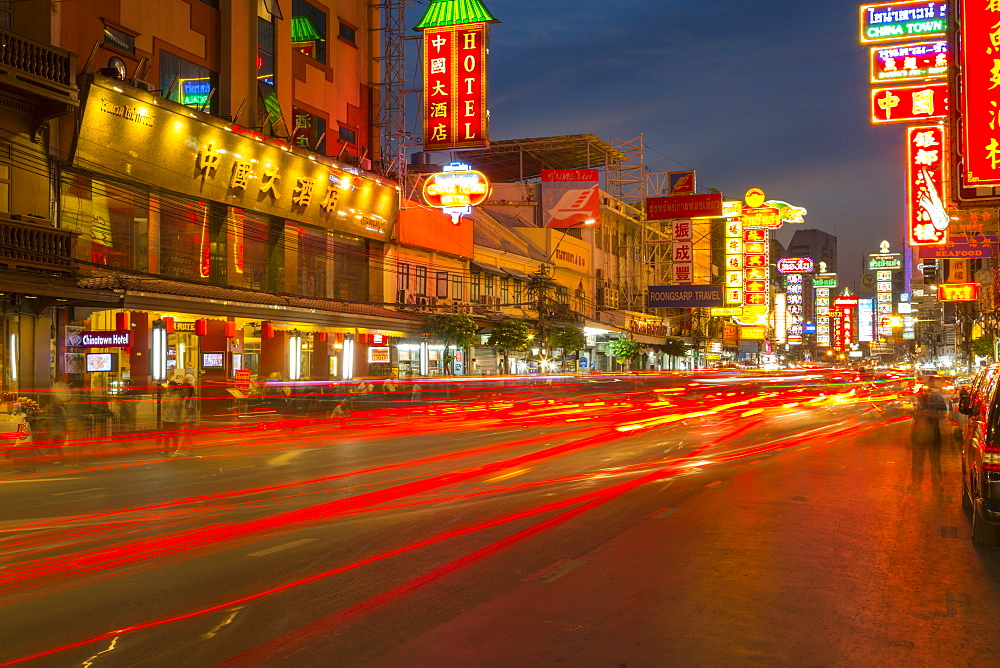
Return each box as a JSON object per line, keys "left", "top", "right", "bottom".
{"left": 417, "top": 0, "right": 499, "bottom": 151}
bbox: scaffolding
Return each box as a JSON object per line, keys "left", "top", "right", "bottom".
{"left": 607, "top": 135, "right": 671, "bottom": 314}
{"left": 373, "top": 0, "right": 408, "bottom": 181}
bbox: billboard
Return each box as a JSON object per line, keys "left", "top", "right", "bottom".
{"left": 916, "top": 236, "right": 997, "bottom": 259}
{"left": 647, "top": 285, "right": 724, "bottom": 308}
{"left": 906, "top": 125, "right": 947, "bottom": 246}
{"left": 959, "top": 0, "right": 1000, "bottom": 186}
{"left": 646, "top": 193, "right": 723, "bottom": 220}
{"left": 776, "top": 257, "right": 815, "bottom": 274}
{"left": 541, "top": 169, "right": 600, "bottom": 229}
{"left": 869, "top": 40, "right": 948, "bottom": 84}
{"left": 422, "top": 23, "right": 488, "bottom": 151}
{"left": 870, "top": 83, "right": 948, "bottom": 124}
{"left": 938, "top": 283, "right": 979, "bottom": 301}
{"left": 667, "top": 170, "right": 696, "bottom": 195}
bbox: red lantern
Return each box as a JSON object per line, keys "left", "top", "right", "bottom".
{"left": 225, "top": 321, "right": 237, "bottom": 338}
{"left": 316, "top": 332, "right": 328, "bottom": 342}
{"left": 194, "top": 319, "right": 208, "bottom": 336}
{"left": 262, "top": 322, "right": 274, "bottom": 339}
{"left": 335, "top": 332, "right": 344, "bottom": 343}
{"left": 358, "top": 333, "right": 369, "bottom": 344}
{"left": 163, "top": 316, "right": 174, "bottom": 334}
{"left": 116, "top": 312, "right": 129, "bottom": 331}
{"left": 371, "top": 334, "right": 386, "bottom": 346}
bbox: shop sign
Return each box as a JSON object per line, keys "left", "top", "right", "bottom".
{"left": 938, "top": 283, "right": 979, "bottom": 301}
{"left": 368, "top": 346, "right": 391, "bottom": 363}
{"left": 906, "top": 124, "right": 947, "bottom": 245}
{"left": 869, "top": 40, "right": 948, "bottom": 84}
{"left": 867, "top": 254, "right": 902, "bottom": 270}
{"left": 370, "top": 334, "right": 387, "bottom": 346}
{"left": 740, "top": 325, "right": 767, "bottom": 340}
{"left": 75, "top": 78, "right": 398, "bottom": 241}
{"left": 870, "top": 82, "right": 948, "bottom": 124}
{"left": 627, "top": 321, "right": 669, "bottom": 338}
{"left": 647, "top": 285, "right": 724, "bottom": 308}
{"left": 834, "top": 296, "right": 860, "bottom": 307}
{"left": 917, "top": 241, "right": 996, "bottom": 259}
{"left": 742, "top": 206, "right": 782, "bottom": 229}
{"left": 422, "top": 23, "right": 489, "bottom": 151}
{"left": 813, "top": 276, "right": 837, "bottom": 287}
{"left": 422, "top": 162, "right": 491, "bottom": 223}
{"left": 667, "top": 170, "right": 696, "bottom": 195}
{"left": 80, "top": 330, "right": 131, "bottom": 347}
{"left": 541, "top": 169, "right": 599, "bottom": 229}
{"left": 858, "top": 1, "right": 947, "bottom": 44}
{"left": 776, "top": 257, "right": 814, "bottom": 273}
{"left": 743, "top": 228, "right": 769, "bottom": 316}
{"left": 959, "top": 0, "right": 1000, "bottom": 186}
{"left": 234, "top": 369, "right": 252, "bottom": 392}
{"left": 646, "top": 193, "right": 723, "bottom": 220}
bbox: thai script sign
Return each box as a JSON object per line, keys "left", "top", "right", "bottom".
{"left": 858, "top": 1, "right": 947, "bottom": 44}
{"left": 870, "top": 40, "right": 948, "bottom": 84}
{"left": 776, "top": 257, "right": 815, "bottom": 274}
{"left": 646, "top": 193, "right": 723, "bottom": 220}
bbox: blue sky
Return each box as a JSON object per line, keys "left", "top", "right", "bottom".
{"left": 410, "top": 0, "right": 903, "bottom": 284}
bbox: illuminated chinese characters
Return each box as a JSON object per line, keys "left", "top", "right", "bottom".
{"left": 870, "top": 82, "right": 948, "bottom": 124}
{"left": 906, "top": 124, "right": 947, "bottom": 245}
{"left": 672, "top": 218, "right": 694, "bottom": 284}
{"left": 938, "top": 283, "right": 979, "bottom": 301}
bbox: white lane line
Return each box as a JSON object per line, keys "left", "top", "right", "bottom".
{"left": 53, "top": 487, "right": 105, "bottom": 496}
{"left": 267, "top": 449, "right": 312, "bottom": 467}
{"left": 248, "top": 538, "right": 318, "bottom": 557}
{"left": 0, "top": 478, "right": 86, "bottom": 484}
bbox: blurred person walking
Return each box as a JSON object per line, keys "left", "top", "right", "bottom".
{"left": 160, "top": 381, "right": 187, "bottom": 457}
{"left": 911, "top": 375, "right": 950, "bottom": 489}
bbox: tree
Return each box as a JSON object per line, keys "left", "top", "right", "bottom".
{"left": 487, "top": 318, "right": 533, "bottom": 374}
{"left": 971, "top": 335, "right": 995, "bottom": 360}
{"left": 549, "top": 326, "right": 587, "bottom": 371}
{"left": 426, "top": 313, "right": 478, "bottom": 375}
{"left": 607, "top": 336, "right": 641, "bottom": 371}
{"left": 662, "top": 338, "right": 689, "bottom": 358}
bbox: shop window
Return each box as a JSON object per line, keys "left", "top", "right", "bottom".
{"left": 160, "top": 51, "right": 219, "bottom": 116}
{"left": 451, "top": 274, "right": 463, "bottom": 301}
{"left": 159, "top": 198, "right": 212, "bottom": 282}
{"left": 295, "top": 224, "right": 328, "bottom": 297}
{"left": 396, "top": 262, "right": 410, "bottom": 297}
{"left": 257, "top": 16, "right": 276, "bottom": 86}
{"left": 414, "top": 266, "right": 427, "bottom": 296}
{"left": 436, "top": 272, "right": 449, "bottom": 299}
{"left": 338, "top": 124, "right": 357, "bottom": 146}
{"left": 556, "top": 285, "right": 569, "bottom": 305}
{"left": 104, "top": 24, "right": 135, "bottom": 55}
{"left": 338, "top": 20, "right": 356, "bottom": 45}
{"left": 230, "top": 209, "right": 274, "bottom": 291}
{"left": 291, "top": 107, "right": 326, "bottom": 153}
{"left": 0, "top": 2, "right": 11, "bottom": 29}
{"left": 59, "top": 174, "right": 149, "bottom": 272}
{"left": 292, "top": 0, "right": 327, "bottom": 64}
{"left": 331, "top": 234, "right": 366, "bottom": 300}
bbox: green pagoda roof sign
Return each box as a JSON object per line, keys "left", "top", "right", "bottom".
{"left": 415, "top": 0, "right": 499, "bottom": 29}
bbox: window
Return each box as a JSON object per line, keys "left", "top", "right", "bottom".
{"left": 104, "top": 24, "right": 135, "bottom": 55}
{"left": 470, "top": 274, "right": 481, "bottom": 301}
{"left": 556, "top": 286, "right": 569, "bottom": 305}
{"left": 396, "top": 262, "right": 410, "bottom": 295}
{"left": 436, "top": 272, "right": 449, "bottom": 299}
{"left": 338, "top": 124, "right": 357, "bottom": 146}
{"left": 513, "top": 280, "right": 523, "bottom": 305}
{"left": 0, "top": 2, "right": 12, "bottom": 29}
{"left": 414, "top": 265, "right": 428, "bottom": 296}
{"left": 451, "top": 274, "right": 463, "bottom": 301}
{"left": 160, "top": 51, "right": 219, "bottom": 115}
{"left": 291, "top": 107, "right": 326, "bottom": 153}
{"left": 257, "top": 17, "right": 276, "bottom": 86}
{"left": 338, "top": 20, "right": 357, "bottom": 45}
{"left": 294, "top": 224, "right": 327, "bottom": 297}
{"left": 292, "top": 0, "right": 327, "bottom": 63}
{"left": 483, "top": 274, "right": 494, "bottom": 296}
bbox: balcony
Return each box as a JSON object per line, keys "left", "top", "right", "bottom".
{"left": 0, "top": 215, "right": 75, "bottom": 273}
{"left": 0, "top": 27, "right": 77, "bottom": 109}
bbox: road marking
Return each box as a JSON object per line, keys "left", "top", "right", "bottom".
{"left": 706, "top": 480, "right": 730, "bottom": 488}
{"left": 526, "top": 559, "right": 587, "bottom": 583}
{"left": 485, "top": 468, "right": 529, "bottom": 483}
{"left": 248, "top": 538, "right": 318, "bottom": 557}
{"left": 53, "top": 487, "right": 105, "bottom": 496}
{"left": 650, "top": 507, "right": 680, "bottom": 519}
{"left": 0, "top": 478, "right": 86, "bottom": 484}
{"left": 267, "top": 449, "right": 312, "bottom": 467}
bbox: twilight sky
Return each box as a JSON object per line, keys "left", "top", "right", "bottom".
{"left": 414, "top": 0, "right": 905, "bottom": 287}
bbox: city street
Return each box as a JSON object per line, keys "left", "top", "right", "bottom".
{"left": 2, "top": 376, "right": 998, "bottom": 666}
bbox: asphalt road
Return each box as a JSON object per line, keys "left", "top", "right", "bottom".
{"left": 2, "top": 374, "right": 997, "bottom": 666}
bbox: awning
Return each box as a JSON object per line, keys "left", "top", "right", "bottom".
{"left": 502, "top": 267, "right": 536, "bottom": 281}
{"left": 469, "top": 261, "right": 506, "bottom": 276}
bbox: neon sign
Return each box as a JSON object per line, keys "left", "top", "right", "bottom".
{"left": 959, "top": 0, "right": 1000, "bottom": 185}
{"left": 870, "top": 40, "right": 948, "bottom": 85}
{"left": 906, "top": 125, "right": 947, "bottom": 246}
{"left": 777, "top": 257, "right": 815, "bottom": 274}
{"left": 870, "top": 83, "right": 948, "bottom": 124}
{"left": 421, "top": 162, "right": 491, "bottom": 224}
{"left": 858, "top": 1, "right": 947, "bottom": 44}
{"left": 421, "top": 23, "right": 489, "bottom": 151}
{"left": 938, "top": 283, "right": 979, "bottom": 301}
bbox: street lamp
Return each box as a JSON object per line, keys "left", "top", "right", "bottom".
{"left": 544, "top": 218, "right": 596, "bottom": 273}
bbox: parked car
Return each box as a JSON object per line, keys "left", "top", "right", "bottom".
{"left": 957, "top": 364, "right": 1000, "bottom": 544}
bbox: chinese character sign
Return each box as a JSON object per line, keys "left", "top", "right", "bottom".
{"left": 743, "top": 228, "right": 769, "bottom": 315}
{"left": 959, "top": 0, "right": 1000, "bottom": 185}
{"left": 724, "top": 217, "right": 743, "bottom": 306}
{"left": 870, "top": 83, "right": 948, "bottom": 124}
{"left": 907, "top": 125, "right": 947, "bottom": 246}
{"left": 869, "top": 40, "right": 948, "bottom": 85}
{"left": 423, "top": 24, "right": 488, "bottom": 151}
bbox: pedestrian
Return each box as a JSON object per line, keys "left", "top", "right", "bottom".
{"left": 160, "top": 381, "right": 187, "bottom": 457}
{"left": 910, "top": 375, "right": 950, "bottom": 489}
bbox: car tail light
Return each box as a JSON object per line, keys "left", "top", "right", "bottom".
{"left": 984, "top": 443, "right": 1000, "bottom": 471}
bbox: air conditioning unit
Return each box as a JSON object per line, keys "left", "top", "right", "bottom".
{"left": 396, "top": 289, "right": 417, "bottom": 304}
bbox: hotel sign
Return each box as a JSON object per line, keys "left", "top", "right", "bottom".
{"left": 422, "top": 23, "right": 489, "bottom": 151}
{"left": 80, "top": 330, "right": 131, "bottom": 347}
{"left": 75, "top": 77, "right": 398, "bottom": 241}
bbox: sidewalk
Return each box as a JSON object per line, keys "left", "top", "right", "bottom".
{"left": 370, "top": 417, "right": 1000, "bottom": 666}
